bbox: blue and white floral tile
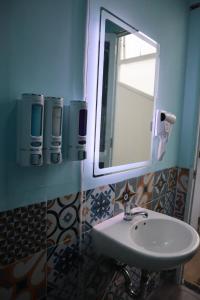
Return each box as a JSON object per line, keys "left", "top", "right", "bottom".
{"left": 174, "top": 191, "right": 187, "bottom": 220}
{"left": 151, "top": 196, "right": 166, "bottom": 214}
{"left": 167, "top": 167, "right": 178, "bottom": 192}
{"left": 80, "top": 253, "right": 116, "bottom": 300}
{"left": 153, "top": 169, "right": 169, "bottom": 199}
{"left": 79, "top": 231, "right": 97, "bottom": 294}
{"left": 0, "top": 250, "right": 46, "bottom": 300}
{"left": 174, "top": 168, "right": 189, "bottom": 220}
{"left": 83, "top": 185, "right": 115, "bottom": 229}
{"left": 152, "top": 188, "right": 176, "bottom": 217}
{"left": 81, "top": 220, "right": 93, "bottom": 235}
{"left": 78, "top": 228, "right": 116, "bottom": 300}
{"left": 164, "top": 189, "right": 176, "bottom": 216}
{"left": 136, "top": 173, "right": 154, "bottom": 208}
{"left": 47, "top": 193, "right": 80, "bottom": 248}
{"left": 47, "top": 243, "right": 80, "bottom": 300}
{"left": 114, "top": 178, "right": 137, "bottom": 216}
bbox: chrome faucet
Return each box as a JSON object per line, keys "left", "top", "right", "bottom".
{"left": 123, "top": 199, "right": 148, "bottom": 221}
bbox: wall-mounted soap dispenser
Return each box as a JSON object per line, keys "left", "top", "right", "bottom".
{"left": 44, "top": 97, "right": 64, "bottom": 164}
{"left": 17, "top": 93, "right": 44, "bottom": 166}
{"left": 68, "top": 100, "right": 87, "bottom": 161}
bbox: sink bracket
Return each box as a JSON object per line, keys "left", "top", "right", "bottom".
{"left": 114, "top": 260, "right": 160, "bottom": 299}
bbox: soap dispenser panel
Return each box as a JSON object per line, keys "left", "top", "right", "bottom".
{"left": 68, "top": 100, "right": 88, "bottom": 161}
{"left": 17, "top": 93, "right": 44, "bottom": 167}
{"left": 43, "top": 97, "right": 64, "bottom": 165}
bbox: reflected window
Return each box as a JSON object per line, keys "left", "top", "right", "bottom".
{"left": 118, "top": 34, "right": 156, "bottom": 96}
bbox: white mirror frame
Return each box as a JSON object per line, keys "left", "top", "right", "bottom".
{"left": 94, "top": 8, "right": 160, "bottom": 176}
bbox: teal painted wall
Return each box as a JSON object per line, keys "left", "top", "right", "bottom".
{"left": 0, "top": 0, "right": 87, "bottom": 211}
{"left": 0, "top": 0, "right": 192, "bottom": 210}
{"left": 179, "top": 6, "right": 200, "bottom": 168}
{"left": 84, "top": 0, "right": 189, "bottom": 190}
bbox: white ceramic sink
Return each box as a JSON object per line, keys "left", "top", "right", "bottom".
{"left": 92, "top": 208, "right": 199, "bottom": 271}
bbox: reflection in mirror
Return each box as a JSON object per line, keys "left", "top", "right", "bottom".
{"left": 95, "top": 10, "right": 159, "bottom": 175}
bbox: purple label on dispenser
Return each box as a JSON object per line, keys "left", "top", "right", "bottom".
{"left": 79, "top": 109, "right": 87, "bottom": 136}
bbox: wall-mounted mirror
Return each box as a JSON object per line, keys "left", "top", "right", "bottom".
{"left": 94, "top": 9, "right": 160, "bottom": 176}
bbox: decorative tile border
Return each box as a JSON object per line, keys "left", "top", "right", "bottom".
{"left": 0, "top": 202, "right": 46, "bottom": 266}
{"left": 114, "top": 169, "right": 173, "bottom": 214}
{"left": 47, "top": 193, "right": 80, "bottom": 248}
{"left": 0, "top": 250, "right": 46, "bottom": 300}
{"left": 111, "top": 168, "right": 180, "bottom": 218}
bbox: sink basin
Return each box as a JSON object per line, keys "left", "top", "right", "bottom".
{"left": 92, "top": 208, "right": 199, "bottom": 271}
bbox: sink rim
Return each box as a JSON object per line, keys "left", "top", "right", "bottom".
{"left": 92, "top": 208, "right": 200, "bottom": 270}
{"left": 129, "top": 217, "right": 200, "bottom": 259}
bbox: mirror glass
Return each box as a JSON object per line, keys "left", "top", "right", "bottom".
{"left": 94, "top": 10, "right": 159, "bottom": 175}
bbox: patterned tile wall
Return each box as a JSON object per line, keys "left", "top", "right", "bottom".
{"left": 113, "top": 167, "right": 179, "bottom": 218}
{"left": 46, "top": 193, "right": 81, "bottom": 300}
{"left": 114, "top": 178, "right": 137, "bottom": 215}
{"left": 47, "top": 243, "right": 80, "bottom": 300}
{"left": 0, "top": 202, "right": 46, "bottom": 266}
{"left": 82, "top": 185, "right": 115, "bottom": 231}
{"left": 47, "top": 193, "right": 80, "bottom": 248}
{"left": 0, "top": 193, "right": 81, "bottom": 300}
{"left": 0, "top": 167, "right": 190, "bottom": 300}
{"left": 78, "top": 230, "right": 117, "bottom": 300}
{"left": 80, "top": 167, "right": 189, "bottom": 300}
{"left": 174, "top": 168, "right": 190, "bottom": 220}
{"left": 0, "top": 250, "right": 47, "bottom": 300}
